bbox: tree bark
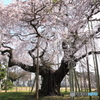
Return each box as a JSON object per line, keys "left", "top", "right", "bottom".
{"left": 39, "top": 58, "right": 76, "bottom": 96}
{"left": 40, "top": 69, "right": 60, "bottom": 96}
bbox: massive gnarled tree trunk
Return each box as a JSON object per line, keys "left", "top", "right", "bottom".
{"left": 39, "top": 60, "right": 72, "bottom": 96}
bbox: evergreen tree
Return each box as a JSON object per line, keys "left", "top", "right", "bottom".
{"left": 0, "top": 64, "right": 6, "bottom": 81}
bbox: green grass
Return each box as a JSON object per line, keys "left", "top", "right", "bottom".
{"left": 0, "top": 92, "right": 29, "bottom": 100}
{"left": 0, "top": 87, "right": 99, "bottom": 100}
{"left": 0, "top": 92, "right": 70, "bottom": 100}
{"left": 0, "top": 91, "right": 99, "bottom": 100}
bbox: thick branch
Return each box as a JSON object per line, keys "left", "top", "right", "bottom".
{"left": 75, "top": 51, "right": 100, "bottom": 62}
{"left": 89, "top": 18, "right": 100, "bottom": 21}
{"left": 55, "top": 60, "right": 69, "bottom": 83}
{"left": 1, "top": 43, "right": 12, "bottom": 50}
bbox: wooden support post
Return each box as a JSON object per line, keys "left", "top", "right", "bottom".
{"left": 85, "top": 44, "right": 92, "bottom": 100}
{"left": 69, "top": 64, "right": 74, "bottom": 100}
{"left": 73, "top": 69, "right": 80, "bottom": 92}
{"left": 36, "top": 36, "right": 40, "bottom": 100}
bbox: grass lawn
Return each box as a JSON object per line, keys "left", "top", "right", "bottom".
{"left": 0, "top": 87, "right": 99, "bottom": 100}
{"left": 0, "top": 92, "right": 99, "bottom": 100}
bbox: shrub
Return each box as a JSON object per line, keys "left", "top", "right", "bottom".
{"left": 1, "top": 79, "right": 14, "bottom": 90}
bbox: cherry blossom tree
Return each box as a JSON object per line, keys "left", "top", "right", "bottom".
{"left": 0, "top": 0, "right": 100, "bottom": 96}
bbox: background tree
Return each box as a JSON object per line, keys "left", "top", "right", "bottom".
{"left": 8, "top": 66, "right": 32, "bottom": 84}
{"left": 0, "top": 64, "right": 6, "bottom": 81}
{"left": 1, "top": 79, "right": 14, "bottom": 90}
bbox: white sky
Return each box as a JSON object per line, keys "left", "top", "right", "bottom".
{"left": 2, "top": 0, "right": 12, "bottom": 5}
